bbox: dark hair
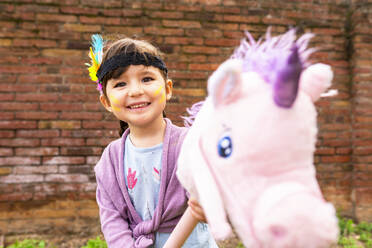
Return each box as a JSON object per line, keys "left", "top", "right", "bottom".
{"left": 100, "top": 37, "right": 168, "bottom": 136}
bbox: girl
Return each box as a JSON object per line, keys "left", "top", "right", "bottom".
{"left": 88, "top": 35, "right": 218, "bottom": 248}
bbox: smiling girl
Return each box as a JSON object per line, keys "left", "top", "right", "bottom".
{"left": 88, "top": 35, "right": 217, "bottom": 248}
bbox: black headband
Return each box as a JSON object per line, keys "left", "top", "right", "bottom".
{"left": 96, "top": 52, "right": 168, "bottom": 82}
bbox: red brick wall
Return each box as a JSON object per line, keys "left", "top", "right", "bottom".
{"left": 351, "top": 0, "right": 372, "bottom": 221}
{"left": 0, "top": 0, "right": 371, "bottom": 239}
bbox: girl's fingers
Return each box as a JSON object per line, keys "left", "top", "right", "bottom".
{"left": 188, "top": 198, "right": 207, "bottom": 222}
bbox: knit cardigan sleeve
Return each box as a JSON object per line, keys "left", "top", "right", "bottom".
{"left": 95, "top": 140, "right": 136, "bottom": 248}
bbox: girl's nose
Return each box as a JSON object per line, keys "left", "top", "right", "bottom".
{"left": 128, "top": 82, "right": 144, "bottom": 97}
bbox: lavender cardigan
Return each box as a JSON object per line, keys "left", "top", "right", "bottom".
{"left": 95, "top": 119, "right": 188, "bottom": 248}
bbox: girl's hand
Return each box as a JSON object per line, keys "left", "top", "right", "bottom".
{"left": 188, "top": 197, "right": 207, "bottom": 223}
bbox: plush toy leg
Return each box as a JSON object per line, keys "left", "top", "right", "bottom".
{"left": 163, "top": 207, "right": 199, "bottom": 248}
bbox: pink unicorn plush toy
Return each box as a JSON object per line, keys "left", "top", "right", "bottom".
{"left": 176, "top": 29, "right": 339, "bottom": 248}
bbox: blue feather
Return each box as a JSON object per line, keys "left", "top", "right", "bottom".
{"left": 91, "top": 34, "right": 104, "bottom": 63}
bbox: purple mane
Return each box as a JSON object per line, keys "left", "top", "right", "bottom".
{"left": 232, "top": 29, "right": 315, "bottom": 108}
{"left": 184, "top": 29, "right": 317, "bottom": 126}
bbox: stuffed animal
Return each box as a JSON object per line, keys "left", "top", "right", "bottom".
{"left": 176, "top": 29, "right": 339, "bottom": 248}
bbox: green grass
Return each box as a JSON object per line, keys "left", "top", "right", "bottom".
{"left": 1, "top": 217, "right": 371, "bottom": 248}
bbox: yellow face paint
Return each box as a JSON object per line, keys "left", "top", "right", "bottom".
{"left": 109, "top": 94, "right": 121, "bottom": 112}
{"left": 153, "top": 85, "right": 166, "bottom": 103}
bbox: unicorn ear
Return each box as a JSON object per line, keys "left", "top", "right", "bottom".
{"left": 207, "top": 59, "right": 242, "bottom": 107}
{"left": 300, "top": 63, "right": 333, "bottom": 102}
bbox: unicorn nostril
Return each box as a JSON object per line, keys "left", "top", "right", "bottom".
{"left": 270, "top": 225, "right": 287, "bottom": 238}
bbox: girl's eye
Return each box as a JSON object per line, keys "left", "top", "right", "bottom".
{"left": 217, "top": 135, "right": 232, "bottom": 158}
{"left": 114, "top": 82, "right": 126, "bottom": 88}
{"left": 142, "top": 77, "right": 154, "bottom": 83}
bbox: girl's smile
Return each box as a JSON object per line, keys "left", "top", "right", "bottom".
{"left": 126, "top": 101, "right": 150, "bottom": 110}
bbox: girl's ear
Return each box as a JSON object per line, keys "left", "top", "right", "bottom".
{"left": 100, "top": 94, "right": 112, "bottom": 112}
{"left": 207, "top": 59, "right": 242, "bottom": 108}
{"left": 165, "top": 79, "right": 173, "bottom": 101}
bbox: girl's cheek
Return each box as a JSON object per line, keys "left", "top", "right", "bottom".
{"left": 109, "top": 94, "right": 121, "bottom": 111}
{"left": 153, "top": 85, "right": 166, "bottom": 103}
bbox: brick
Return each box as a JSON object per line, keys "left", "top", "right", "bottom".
{"left": 63, "top": 23, "right": 101, "bottom": 33}
{"left": 0, "top": 103, "right": 39, "bottom": 111}
{"left": 164, "top": 37, "right": 204, "bottom": 45}
{"left": 13, "top": 39, "right": 57, "bottom": 48}
{"left": 0, "top": 93, "right": 15, "bottom": 101}
{"left": 171, "top": 71, "right": 208, "bottom": 80}
{"left": 86, "top": 138, "right": 114, "bottom": 146}
{"left": 0, "top": 148, "right": 13, "bottom": 156}
{"left": 43, "top": 156, "right": 85, "bottom": 165}
{"left": 15, "top": 93, "right": 59, "bottom": 102}
{"left": 61, "top": 147, "right": 102, "bottom": 156}
{"left": 86, "top": 156, "right": 100, "bottom": 165}
{"left": 162, "top": 20, "right": 201, "bottom": 29}
{"left": 45, "top": 174, "right": 89, "bottom": 183}
{"left": 59, "top": 165, "right": 93, "bottom": 174}
{"left": 147, "top": 11, "right": 183, "bottom": 19}
{"left": 60, "top": 6, "right": 99, "bottom": 15}
{"left": 0, "top": 157, "right": 40, "bottom": 166}
{"left": 144, "top": 26, "right": 184, "bottom": 36}
{"left": 31, "top": 208, "right": 76, "bottom": 218}
{"left": 0, "top": 66, "right": 40, "bottom": 74}
{"left": 18, "top": 74, "right": 61, "bottom": 84}
{"left": 182, "top": 46, "right": 220, "bottom": 54}
{"left": 59, "top": 112, "right": 103, "bottom": 120}
{"left": 78, "top": 208, "right": 98, "bottom": 218}
{"left": 16, "top": 112, "right": 58, "bottom": 120}
{"left": 315, "top": 147, "right": 335, "bottom": 155}
{"left": 41, "top": 138, "right": 84, "bottom": 147}
{"left": 39, "top": 121, "right": 81, "bottom": 129}
{"left": 173, "top": 88, "right": 206, "bottom": 97}
{"left": 59, "top": 93, "right": 97, "bottom": 102}
{"left": 355, "top": 155, "right": 372, "bottom": 163}
{"left": 336, "top": 147, "right": 352, "bottom": 155}
{"left": 188, "top": 63, "right": 219, "bottom": 71}
{"left": 0, "top": 175, "right": 43, "bottom": 184}
{"left": 204, "top": 38, "right": 240, "bottom": 47}
{"left": 40, "top": 84, "right": 71, "bottom": 93}
{"left": 0, "top": 138, "right": 40, "bottom": 147}
{"left": 321, "top": 155, "right": 351, "bottom": 163}
{"left": 0, "top": 192, "right": 33, "bottom": 202}
{"left": 0, "top": 121, "right": 37, "bottom": 129}
{"left": 17, "top": 4, "right": 59, "bottom": 13}
{"left": 16, "top": 130, "right": 60, "bottom": 138}
{"left": 36, "top": 13, "right": 77, "bottom": 22}
{"left": 355, "top": 188, "right": 372, "bottom": 206}
{"left": 0, "top": 131, "right": 15, "bottom": 138}
{"left": 14, "top": 165, "right": 58, "bottom": 174}
{"left": 61, "top": 129, "right": 103, "bottom": 138}
{"left": 40, "top": 103, "right": 82, "bottom": 111}
{"left": 0, "top": 167, "right": 12, "bottom": 176}
{"left": 0, "top": 112, "right": 14, "bottom": 120}
{"left": 15, "top": 147, "right": 59, "bottom": 156}
{"left": 80, "top": 16, "right": 120, "bottom": 25}
{"left": 42, "top": 49, "right": 82, "bottom": 57}
{"left": 0, "top": 84, "right": 37, "bottom": 93}
{"left": 0, "top": 39, "right": 12, "bottom": 46}
{"left": 82, "top": 121, "right": 118, "bottom": 129}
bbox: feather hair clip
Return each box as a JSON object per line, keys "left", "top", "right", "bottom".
{"left": 86, "top": 34, "right": 104, "bottom": 93}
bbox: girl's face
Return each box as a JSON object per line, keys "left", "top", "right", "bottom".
{"left": 100, "top": 65, "right": 172, "bottom": 129}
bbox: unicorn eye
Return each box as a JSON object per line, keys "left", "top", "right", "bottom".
{"left": 217, "top": 135, "right": 232, "bottom": 158}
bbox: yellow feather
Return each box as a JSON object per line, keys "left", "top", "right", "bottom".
{"left": 88, "top": 48, "right": 99, "bottom": 81}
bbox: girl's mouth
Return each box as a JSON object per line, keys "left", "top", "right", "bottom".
{"left": 127, "top": 102, "right": 150, "bottom": 109}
